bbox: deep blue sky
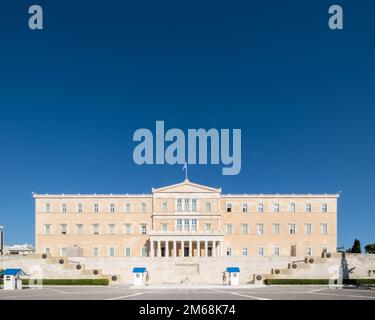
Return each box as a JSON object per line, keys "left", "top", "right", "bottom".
{"left": 0, "top": 1, "right": 374, "bottom": 249}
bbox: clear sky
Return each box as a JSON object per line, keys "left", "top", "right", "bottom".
{"left": 0, "top": 1, "right": 374, "bottom": 249}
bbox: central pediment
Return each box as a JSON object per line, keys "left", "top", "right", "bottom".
{"left": 152, "top": 180, "right": 221, "bottom": 193}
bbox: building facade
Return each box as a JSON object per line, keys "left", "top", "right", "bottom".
{"left": 34, "top": 180, "right": 338, "bottom": 258}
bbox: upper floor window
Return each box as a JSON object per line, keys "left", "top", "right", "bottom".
{"left": 191, "top": 199, "right": 197, "bottom": 211}
{"left": 290, "top": 203, "right": 296, "bottom": 213}
{"left": 184, "top": 219, "right": 190, "bottom": 231}
{"left": 226, "top": 203, "right": 232, "bottom": 213}
{"left": 125, "top": 247, "right": 131, "bottom": 257}
{"left": 322, "top": 203, "right": 328, "bottom": 213}
{"left": 44, "top": 224, "right": 51, "bottom": 235}
{"left": 94, "top": 203, "right": 99, "bottom": 213}
{"left": 320, "top": 223, "right": 328, "bottom": 235}
{"left": 60, "top": 224, "right": 67, "bottom": 235}
{"left": 93, "top": 247, "right": 99, "bottom": 257}
{"left": 93, "top": 224, "right": 99, "bottom": 235}
{"left": 141, "top": 224, "right": 147, "bottom": 235}
{"left": 76, "top": 224, "right": 83, "bottom": 235}
{"left": 184, "top": 199, "right": 189, "bottom": 212}
{"left": 141, "top": 246, "right": 147, "bottom": 257}
{"left": 274, "top": 203, "right": 280, "bottom": 213}
{"left": 141, "top": 202, "right": 147, "bottom": 213}
{"left": 206, "top": 202, "right": 212, "bottom": 212}
{"left": 177, "top": 199, "right": 182, "bottom": 212}
{"left": 162, "top": 202, "right": 168, "bottom": 212}
{"left": 258, "top": 203, "right": 264, "bottom": 213}
{"left": 289, "top": 224, "right": 297, "bottom": 235}
{"left": 124, "top": 224, "right": 131, "bottom": 234}
{"left": 241, "top": 223, "right": 249, "bottom": 234}
{"left": 273, "top": 223, "right": 280, "bottom": 235}
{"left": 242, "top": 203, "right": 248, "bottom": 213}
{"left": 77, "top": 203, "right": 83, "bottom": 213}
{"left": 61, "top": 203, "right": 67, "bottom": 213}
{"left": 226, "top": 224, "right": 233, "bottom": 235}
{"left": 45, "top": 203, "right": 51, "bottom": 213}
{"left": 242, "top": 247, "right": 248, "bottom": 256}
{"left": 273, "top": 247, "right": 280, "bottom": 256}
{"left": 108, "top": 247, "right": 115, "bottom": 257}
{"left": 109, "top": 203, "right": 115, "bottom": 213}
{"left": 257, "top": 224, "right": 264, "bottom": 235}
{"left": 108, "top": 224, "right": 115, "bottom": 234}
{"left": 205, "top": 223, "right": 212, "bottom": 233}
{"left": 305, "top": 223, "right": 312, "bottom": 235}
{"left": 191, "top": 219, "right": 197, "bottom": 231}
{"left": 306, "top": 203, "right": 312, "bottom": 213}
{"left": 125, "top": 203, "right": 131, "bottom": 213}
{"left": 176, "top": 219, "right": 182, "bottom": 231}
{"left": 258, "top": 247, "right": 264, "bottom": 256}
{"left": 161, "top": 223, "right": 168, "bottom": 232}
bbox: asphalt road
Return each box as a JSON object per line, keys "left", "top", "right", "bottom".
{"left": 0, "top": 285, "right": 374, "bottom": 300}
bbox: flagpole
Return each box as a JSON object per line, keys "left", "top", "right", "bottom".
{"left": 185, "top": 162, "right": 188, "bottom": 181}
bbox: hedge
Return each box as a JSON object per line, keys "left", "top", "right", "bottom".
{"left": 29, "top": 279, "right": 109, "bottom": 286}
{"left": 264, "top": 279, "right": 375, "bottom": 285}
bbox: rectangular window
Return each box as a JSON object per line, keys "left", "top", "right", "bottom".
{"left": 141, "top": 224, "right": 147, "bottom": 235}
{"left": 125, "top": 247, "right": 131, "bottom": 257}
{"left": 60, "top": 224, "right": 67, "bottom": 235}
{"left": 161, "top": 223, "right": 168, "bottom": 232}
{"left": 191, "top": 219, "right": 197, "bottom": 231}
{"left": 274, "top": 203, "right": 280, "bottom": 213}
{"left": 108, "top": 247, "right": 115, "bottom": 257}
{"left": 162, "top": 202, "right": 168, "bottom": 212}
{"left": 206, "top": 202, "right": 212, "bottom": 212}
{"left": 141, "top": 246, "right": 147, "bottom": 257}
{"left": 76, "top": 224, "right": 83, "bottom": 235}
{"left": 184, "top": 219, "right": 190, "bottom": 231}
{"left": 242, "top": 203, "right": 248, "bottom": 213}
{"left": 125, "top": 203, "right": 131, "bottom": 213}
{"left": 289, "top": 224, "right": 297, "bottom": 235}
{"left": 60, "top": 247, "right": 67, "bottom": 256}
{"left": 226, "top": 203, "right": 232, "bottom": 213}
{"left": 93, "top": 224, "right": 99, "bottom": 235}
{"left": 110, "top": 203, "right": 115, "bottom": 213}
{"left": 258, "top": 247, "right": 264, "bottom": 256}
{"left": 306, "top": 203, "right": 312, "bottom": 213}
{"left": 241, "top": 223, "right": 249, "bottom": 234}
{"left": 322, "top": 203, "right": 328, "bottom": 213}
{"left": 273, "top": 223, "right": 280, "bottom": 235}
{"left": 290, "top": 203, "right": 296, "bottom": 213}
{"left": 226, "top": 247, "right": 232, "bottom": 256}
{"left": 108, "top": 224, "right": 115, "bottom": 234}
{"left": 124, "top": 224, "right": 131, "bottom": 234}
{"left": 93, "top": 247, "right": 99, "bottom": 257}
{"left": 205, "top": 223, "right": 212, "bottom": 233}
{"left": 184, "top": 199, "right": 190, "bottom": 212}
{"left": 191, "top": 199, "right": 197, "bottom": 211}
{"left": 94, "top": 203, "right": 99, "bottom": 213}
{"left": 177, "top": 199, "right": 182, "bottom": 212}
{"left": 242, "top": 247, "right": 248, "bottom": 256}
{"left": 44, "top": 247, "right": 51, "bottom": 255}
{"left": 274, "top": 247, "right": 280, "bottom": 256}
{"left": 321, "top": 223, "right": 328, "bottom": 235}
{"left": 258, "top": 203, "right": 264, "bottom": 213}
{"left": 176, "top": 219, "right": 182, "bottom": 231}
{"left": 44, "top": 224, "right": 51, "bottom": 235}
{"left": 77, "top": 203, "right": 83, "bottom": 213}
{"left": 141, "top": 202, "right": 147, "bottom": 213}
{"left": 226, "top": 224, "right": 233, "bottom": 235}
{"left": 305, "top": 223, "right": 312, "bottom": 235}
{"left": 61, "top": 203, "right": 67, "bottom": 213}
{"left": 45, "top": 203, "right": 51, "bottom": 213}
{"left": 306, "top": 246, "right": 313, "bottom": 256}
{"left": 257, "top": 224, "right": 264, "bottom": 235}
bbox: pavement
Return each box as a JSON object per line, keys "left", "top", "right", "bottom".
{"left": 0, "top": 285, "right": 374, "bottom": 300}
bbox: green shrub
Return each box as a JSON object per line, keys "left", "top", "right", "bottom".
{"left": 31, "top": 279, "right": 109, "bottom": 286}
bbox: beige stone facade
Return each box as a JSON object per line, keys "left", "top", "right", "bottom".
{"left": 34, "top": 180, "right": 338, "bottom": 258}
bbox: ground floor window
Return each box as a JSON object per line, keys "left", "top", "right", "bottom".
{"left": 273, "top": 247, "right": 280, "bottom": 256}
{"left": 258, "top": 247, "right": 264, "bottom": 256}
{"left": 60, "top": 247, "right": 67, "bottom": 256}
{"left": 125, "top": 247, "right": 131, "bottom": 257}
{"left": 242, "top": 247, "right": 248, "bottom": 256}
{"left": 141, "top": 246, "right": 147, "bottom": 257}
{"left": 226, "top": 247, "right": 232, "bottom": 256}
{"left": 93, "top": 247, "right": 99, "bottom": 256}
{"left": 306, "top": 246, "right": 312, "bottom": 256}
{"left": 109, "top": 247, "right": 115, "bottom": 257}
{"left": 44, "top": 247, "right": 51, "bottom": 255}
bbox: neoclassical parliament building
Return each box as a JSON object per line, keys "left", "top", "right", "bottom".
{"left": 34, "top": 180, "right": 338, "bottom": 258}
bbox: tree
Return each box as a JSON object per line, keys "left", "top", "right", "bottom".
{"left": 350, "top": 239, "right": 361, "bottom": 253}
{"left": 365, "top": 244, "right": 375, "bottom": 254}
